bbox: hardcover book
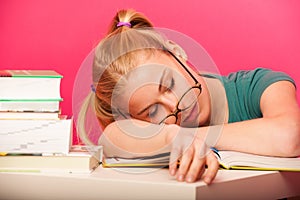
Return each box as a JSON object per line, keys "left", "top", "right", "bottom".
{"left": 0, "top": 117, "right": 73, "bottom": 154}
{"left": 0, "top": 145, "right": 102, "bottom": 173}
{"left": 0, "top": 111, "right": 60, "bottom": 119}
{"left": 0, "top": 100, "right": 60, "bottom": 112}
{"left": 0, "top": 70, "right": 63, "bottom": 101}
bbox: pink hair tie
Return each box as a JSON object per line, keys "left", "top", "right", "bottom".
{"left": 117, "top": 21, "right": 131, "bottom": 28}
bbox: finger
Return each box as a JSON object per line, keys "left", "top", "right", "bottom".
{"left": 203, "top": 151, "right": 219, "bottom": 184}
{"left": 186, "top": 143, "right": 209, "bottom": 182}
{"left": 184, "top": 155, "right": 206, "bottom": 183}
{"left": 196, "top": 165, "right": 206, "bottom": 180}
{"left": 169, "top": 146, "right": 182, "bottom": 176}
{"left": 184, "top": 142, "right": 208, "bottom": 183}
{"left": 176, "top": 148, "right": 194, "bottom": 181}
{"left": 169, "top": 158, "right": 178, "bottom": 177}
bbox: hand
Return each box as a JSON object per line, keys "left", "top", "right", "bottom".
{"left": 166, "top": 125, "right": 219, "bottom": 184}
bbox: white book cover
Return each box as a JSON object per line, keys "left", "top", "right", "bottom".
{"left": 0, "top": 100, "right": 60, "bottom": 112}
{"left": 0, "top": 111, "right": 60, "bottom": 119}
{"left": 0, "top": 70, "right": 62, "bottom": 100}
{"left": 0, "top": 118, "right": 73, "bottom": 154}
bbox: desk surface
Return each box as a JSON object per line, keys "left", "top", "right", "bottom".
{"left": 1, "top": 166, "right": 300, "bottom": 200}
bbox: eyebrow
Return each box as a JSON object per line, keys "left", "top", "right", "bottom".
{"left": 137, "top": 69, "right": 167, "bottom": 116}
{"left": 158, "top": 68, "right": 168, "bottom": 92}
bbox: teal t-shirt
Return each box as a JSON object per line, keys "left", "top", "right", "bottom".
{"left": 204, "top": 68, "right": 295, "bottom": 123}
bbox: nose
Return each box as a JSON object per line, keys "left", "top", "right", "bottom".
{"left": 159, "top": 92, "right": 178, "bottom": 113}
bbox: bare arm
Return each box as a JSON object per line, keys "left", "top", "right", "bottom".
{"left": 204, "top": 81, "right": 300, "bottom": 157}
{"left": 99, "top": 119, "right": 171, "bottom": 157}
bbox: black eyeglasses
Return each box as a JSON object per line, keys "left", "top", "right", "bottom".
{"left": 157, "top": 50, "right": 202, "bottom": 124}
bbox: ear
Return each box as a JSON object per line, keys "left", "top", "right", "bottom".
{"left": 165, "top": 40, "right": 188, "bottom": 60}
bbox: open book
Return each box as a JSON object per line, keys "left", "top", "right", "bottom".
{"left": 217, "top": 150, "right": 300, "bottom": 171}
{"left": 103, "top": 150, "right": 300, "bottom": 171}
{"left": 102, "top": 152, "right": 170, "bottom": 167}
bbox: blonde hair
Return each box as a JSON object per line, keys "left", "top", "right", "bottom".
{"left": 77, "top": 9, "right": 170, "bottom": 145}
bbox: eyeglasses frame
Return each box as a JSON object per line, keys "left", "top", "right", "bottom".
{"left": 158, "top": 49, "right": 202, "bottom": 124}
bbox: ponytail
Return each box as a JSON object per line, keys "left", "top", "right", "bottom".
{"left": 76, "top": 91, "right": 98, "bottom": 145}
{"left": 107, "top": 9, "right": 153, "bottom": 34}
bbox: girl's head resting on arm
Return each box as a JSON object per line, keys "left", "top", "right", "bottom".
{"left": 92, "top": 9, "right": 164, "bottom": 127}
{"left": 92, "top": 9, "right": 212, "bottom": 131}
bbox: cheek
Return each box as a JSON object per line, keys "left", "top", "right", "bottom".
{"left": 197, "top": 91, "right": 211, "bottom": 125}
{"left": 128, "top": 98, "right": 141, "bottom": 115}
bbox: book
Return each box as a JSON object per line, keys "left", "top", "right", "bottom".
{"left": 0, "top": 117, "right": 73, "bottom": 154}
{"left": 102, "top": 150, "right": 300, "bottom": 172}
{"left": 0, "top": 70, "right": 63, "bottom": 101}
{"left": 0, "top": 145, "right": 103, "bottom": 173}
{"left": 102, "top": 152, "right": 171, "bottom": 168}
{"left": 216, "top": 150, "right": 300, "bottom": 171}
{"left": 0, "top": 111, "right": 60, "bottom": 119}
{"left": 0, "top": 100, "right": 60, "bottom": 112}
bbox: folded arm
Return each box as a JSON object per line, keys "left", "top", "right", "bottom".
{"left": 206, "top": 81, "right": 300, "bottom": 157}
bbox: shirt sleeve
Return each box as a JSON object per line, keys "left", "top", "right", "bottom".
{"left": 247, "top": 68, "right": 296, "bottom": 118}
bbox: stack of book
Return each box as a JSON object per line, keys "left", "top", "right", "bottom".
{"left": 0, "top": 70, "right": 71, "bottom": 154}
{"left": 0, "top": 70, "right": 101, "bottom": 173}
{"left": 0, "top": 145, "right": 102, "bottom": 173}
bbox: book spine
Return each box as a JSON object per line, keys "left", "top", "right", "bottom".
{"left": 0, "top": 70, "right": 12, "bottom": 77}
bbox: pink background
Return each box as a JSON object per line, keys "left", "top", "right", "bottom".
{"left": 1, "top": 0, "right": 300, "bottom": 142}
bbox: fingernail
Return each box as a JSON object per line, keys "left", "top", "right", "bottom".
{"left": 178, "top": 174, "right": 184, "bottom": 181}
{"left": 186, "top": 175, "right": 194, "bottom": 183}
{"left": 204, "top": 177, "right": 211, "bottom": 184}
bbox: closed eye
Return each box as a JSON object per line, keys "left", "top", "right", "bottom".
{"left": 148, "top": 104, "right": 159, "bottom": 118}
{"left": 138, "top": 68, "right": 174, "bottom": 117}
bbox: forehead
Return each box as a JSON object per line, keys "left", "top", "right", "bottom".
{"left": 127, "top": 64, "right": 166, "bottom": 85}
{"left": 118, "top": 51, "right": 176, "bottom": 89}
{"left": 116, "top": 64, "right": 169, "bottom": 103}
{"left": 112, "top": 66, "right": 190, "bottom": 111}
{"left": 111, "top": 50, "right": 193, "bottom": 108}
